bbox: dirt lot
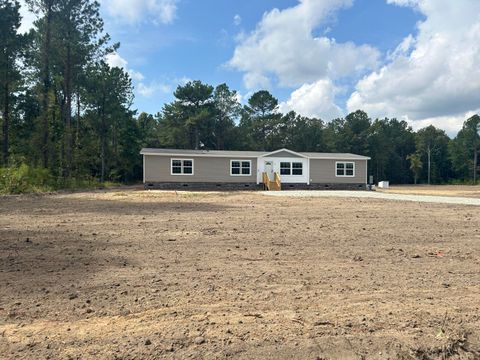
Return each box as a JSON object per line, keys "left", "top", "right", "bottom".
{"left": 1, "top": 189, "right": 480, "bottom": 359}
{"left": 377, "top": 185, "right": 480, "bottom": 198}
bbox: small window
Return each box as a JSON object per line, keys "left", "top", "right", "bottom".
{"left": 280, "top": 162, "right": 291, "bottom": 175}
{"left": 345, "top": 162, "right": 354, "bottom": 176}
{"left": 231, "top": 160, "right": 251, "bottom": 176}
{"left": 280, "top": 162, "right": 303, "bottom": 176}
{"left": 336, "top": 162, "right": 354, "bottom": 177}
{"left": 241, "top": 161, "right": 251, "bottom": 175}
{"left": 171, "top": 159, "right": 194, "bottom": 175}
{"left": 231, "top": 161, "right": 241, "bottom": 175}
{"left": 336, "top": 163, "right": 344, "bottom": 176}
{"left": 292, "top": 162, "right": 303, "bottom": 175}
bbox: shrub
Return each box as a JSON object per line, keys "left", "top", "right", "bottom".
{"left": 0, "top": 164, "right": 121, "bottom": 195}
{"left": 0, "top": 164, "right": 54, "bottom": 194}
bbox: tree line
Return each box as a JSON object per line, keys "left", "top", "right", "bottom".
{"left": 1, "top": 0, "right": 135, "bottom": 185}
{"left": 1, "top": 0, "right": 479, "bottom": 188}
{"left": 150, "top": 81, "right": 479, "bottom": 185}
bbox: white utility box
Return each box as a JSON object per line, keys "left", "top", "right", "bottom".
{"left": 378, "top": 181, "right": 389, "bottom": 189}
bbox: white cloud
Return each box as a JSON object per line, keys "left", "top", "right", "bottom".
{"left": 137, "top": 82, "right": 171, "bottom": 97}
{"left": 129, "top": 70, "right": 145, "bottom": 82}
{"left": 176, "top": 76, "right": 193, "bottom": 86}
{"left": 105, "top": 52, "right": 128, "bottom": 68}
{"left": 348, "top": 0, "right": 480, "bottom": 134}
{"left": 235, "top": 92, "right": 243, "bottom": 104}
{"left": 403, "top": 110, "right": 480, "bottom": 137}
{"left": 233, "top": 14, "right": 242, "bottom": 26}
{"left": 279, "top": 79, "right": 343, "bottom": 120}
{"left": 17, "top": 0, "right": 36, "bottom": 34}
{"left": 101, "top": 0, "right": 178, "bottom": 25}
{"left": 228, "top": 0, "right": 380, "bottom": 89}
{"left": 105, "top": 52, "right": 145, "bottom": 82}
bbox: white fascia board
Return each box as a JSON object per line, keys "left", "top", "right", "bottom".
{"left": 261, "top": 148, "right": 308, "bottom": 158}
{"left": 141, "top": 152, "right": 260, "bottom": 158}
{"left": 308, "top": 157, "right": 371, "bottom": 160}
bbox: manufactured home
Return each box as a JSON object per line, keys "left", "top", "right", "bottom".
{"left": 140, "top": 148, "right": 370, "bottom": 190}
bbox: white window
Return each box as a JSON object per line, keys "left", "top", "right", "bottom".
{"left": 171, "top": 159, "right": 194, "bottom": 175}
{"left": 231, "top": 160, "right": 251, "bottom": 176}
{"left": 280, "top": 162, "right": 303, "bottom": 176}
{"left": 336, "top": 162, "right": 355, "bottom": 177}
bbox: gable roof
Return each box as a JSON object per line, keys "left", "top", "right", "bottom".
{"left": 140, "top": 148, "right": 370, "bottom": 160}
{"left": 261, "top": 148, "right": 308, "bottom": 158}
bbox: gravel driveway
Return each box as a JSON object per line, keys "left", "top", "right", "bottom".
{"left": 262, "top": 190, "right": 480, "bottom": 206}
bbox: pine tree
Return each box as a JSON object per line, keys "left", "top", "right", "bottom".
{"left": 0, "top": 0, "right": 29, "bottom": 165}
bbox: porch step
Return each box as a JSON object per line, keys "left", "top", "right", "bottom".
{"left": 262, "top": 172, "right": 282, "bottom": 191}
{"left": 268, "top": 181, "right": 281, "bottom": 191}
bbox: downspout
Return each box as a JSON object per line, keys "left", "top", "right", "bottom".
{"left": 143, "top": 154, "right": 145, "bottom": 184}
{"left": 366, "top": 160, "right": 368, "bottom": 188}
{"left": 256, "top": 156, "right": 260, "bottom": 184}
{"left": 307, "top": 157, "right": 310, "bottom": 185}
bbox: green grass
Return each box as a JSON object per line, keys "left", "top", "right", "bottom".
{"left": 0, "top": 164, "right": 119, "bottom": 195}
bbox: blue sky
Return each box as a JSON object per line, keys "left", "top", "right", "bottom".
{"left": 19, "top": 0, "right": 480, "bottom": 135}
{"left": 103, "top": 0, "right": 422, "bottom": 113}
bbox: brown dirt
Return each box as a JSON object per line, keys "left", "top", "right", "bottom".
{"left": 1, "top": 189, "right": 479, "bottom": 359}
{"left": 377, "top": 185, "right": 480, "bottom": 198}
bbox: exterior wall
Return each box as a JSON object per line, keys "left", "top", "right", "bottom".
{"left": 144, "top": 155, "right": 257, "bottom": 183}
{"left": 257, "top": 157, "right": 309, "bottom": 184}
{"left": 309, "top": 159, "right": 367, "bottom": 184}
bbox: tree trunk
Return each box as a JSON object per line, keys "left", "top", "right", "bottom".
{"left": 100, "top": 89, "right": 106, "bottom": 183}
{"left": 194, "top": 126, "right": 199, "bottom": 150}
{"left": 427, "top": 146, "right": 431, "bottom": 185}
{"left": 41, "top": 2, "right": 53, "bottom": 168}
{"left": 101, "top": 135, "right": 105, "bottom": 183}
{"left": 76, "top": 92, "right": 80, "bottom": 143}
{"left": 100, "top": 110, "right": 106, "bottom": 183}
{"left": 75, "top": 90, "right": 80, "bottom": 174}
{"left": 65, "top": 41, "right": 73, "bottom": 176}
{"left": 474, "top": 141, "right": 477, "bottom": 185}
{"left": 2, "top": 81, "right": 9, "bottom": 165}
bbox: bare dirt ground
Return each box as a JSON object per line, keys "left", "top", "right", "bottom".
{"left": 1, "top": 189, "right": 480, "bottom": 359}
{"left": 377, "top": 185, "right": 480, "bottom": 198}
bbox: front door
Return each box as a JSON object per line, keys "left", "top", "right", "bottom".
{"left": 264, "top": 161, "right": 274, "bottom": 180}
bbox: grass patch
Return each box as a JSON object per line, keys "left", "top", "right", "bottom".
{"left": 0, "top": 164, "right": 119, "bottom": 195}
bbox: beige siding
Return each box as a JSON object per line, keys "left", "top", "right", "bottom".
{"left": 144, "top": 155, "right": 257, "bottom": 183}
{"left": 310, "top": 159, "right": 367, "bottom": 184}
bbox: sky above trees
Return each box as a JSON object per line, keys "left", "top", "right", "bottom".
{"left": 16, "top": 0, "right": 480, "bottom": 136}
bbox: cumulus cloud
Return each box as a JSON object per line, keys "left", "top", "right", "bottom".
{"left": 129, "top": 70, "right": 145, "bottom": 82}
{"left": 403, "top": 110, "right": 480, "bottom": 136}
{"left": 18, "top": 0, "right": 178, "bottom": 30}
{"left": 104, "top": 53, "right": 172, "bottom": 98}
{"left": 279, "top": 79, "right": 343, "bottom": 120}
{"left": 106, "top": 52, "right": 145, "bottom": 81}
{"left": 228, "top": 0, "right": 380, "bottom": 89}
{"left": 137, "top": 82, "right": 171, "bottom": 97}
{"left": 101, "top": 0, "right": 178, "bottom": 25}
{"left": 105, "top": 52, "right": 128, "bottom": 68}
{"left": 348, "top": 0, "right": 480, "bottom": 133}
